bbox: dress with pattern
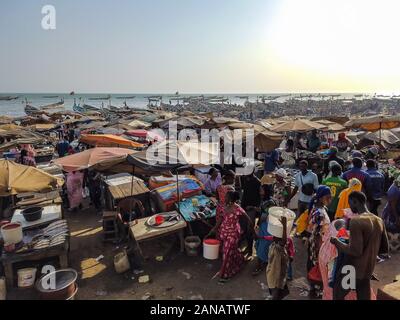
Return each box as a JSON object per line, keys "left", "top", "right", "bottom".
{"left": 219, "top": 204, "right": 245, "bottom": 279}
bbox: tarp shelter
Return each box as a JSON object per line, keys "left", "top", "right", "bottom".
{"left": 254, "top": 131, "right": 283, "bottom": 152}
{"left": 127, "top": 140, "right": 220, "bottom": 173}
{"left": 345, "top": 115, "right": 400, "bottom": 132}
{"left": 124, "top": 129, "right": 164, "bottom": 141}
{"left": 316, "top": 120, "right": 346, "bottom": 132}
{"left": 0, "top": 160, "right": 63, "bottom": 196}
{"left": 52, "top": 147, "right": 136, "bottom": 172}
{"left": 270, "top": 119, "right": 327, "bottom": 133}
{"left": 127, "top": 120, "right": 151, "bottom": 129}
{"left": 80, "top": 134, "right": 144, "bottom": 148}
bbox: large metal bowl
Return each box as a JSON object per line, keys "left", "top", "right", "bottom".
{"left": 35, "top": 268, "right": 78, "bottom": 300}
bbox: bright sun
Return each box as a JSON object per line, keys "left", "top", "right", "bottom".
{"left": 264, "top": 0, "right": 400, "bottom": 93}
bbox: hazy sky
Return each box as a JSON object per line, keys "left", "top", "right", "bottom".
{"left": 1, "top": 0, "right": 400, "bottom": 93}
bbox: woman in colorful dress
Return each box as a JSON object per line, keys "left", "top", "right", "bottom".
{"left": 215, "top": 170, "right": 236, "bottom": 238}
{"left": 252, "top": 184, "right": 276, "bottom": 275}
{"left": 207, "top": 190, "right": 255, "bottom": 283}
{"left": 272, "top": 168, "right": 291, "bottom": 207}
{"left": 306, "top": 185, "right": 332, "bottom": 298}
{"left": 66, "top": 170, "right": 84, "bottom": 211}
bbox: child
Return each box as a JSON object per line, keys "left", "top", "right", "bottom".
{"left": 259, "top": 216, "right": 293, "bottom": 300}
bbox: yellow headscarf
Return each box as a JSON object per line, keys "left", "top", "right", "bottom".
{"left": 335, "top": 178, "right": 362, "bottom": 219}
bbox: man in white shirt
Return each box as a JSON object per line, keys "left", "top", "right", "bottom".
{"left": 289, "top": 160, "right": 320, "bottom": 217}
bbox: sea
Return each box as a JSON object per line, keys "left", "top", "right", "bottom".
{"left": 0, "top": 93, "right": 372, "bottom": 117}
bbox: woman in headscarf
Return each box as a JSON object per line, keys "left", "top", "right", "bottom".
{"left": 215, "top": 170, "right": 236, "bottom": 238}
{"left": 335, "top": 178, "right": 362, "bottom": 219}
{"left": 66, "top": 170, "right": 85, "bottom": 211}
{"left": 272, "top": 168, "right": 291, "bottom": 207}
{"left": 206, "top": 190, "right": 255, "bottom": 283}
{"left": 251, "top": 184, "right": 276, "bottom": 275}
{"left": 306, "top": 185, "right": 332, "bottom": 298}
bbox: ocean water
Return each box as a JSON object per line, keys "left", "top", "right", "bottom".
{"left": 0, "top": 93, "right": 367, "bottom": 117}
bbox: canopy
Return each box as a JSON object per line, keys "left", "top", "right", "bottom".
{"left": 127, "top": 140, "right": 220, "bottom": 173}
{"left": 270, "top": 119, "right": 327, "bottom": 133}
{"left": 52, "top": 147, "right": 136, "bottom": 172}
{"left": 254, "top": 131, "right": 283, "bottom": 152}
{"left": 127, "top": 120, "right": 151, "bottom": 129}
{"left": 316, "top": 120, "right": 346, "bottom": 132}
{"left": 345, "top": 115, "right": 400, "bottom": 132}
{"left": 79, "top": 134, "right": 144, "bottom": 148}
{"left": 0, "top": 160, "right": 63, "bottom": 196}
{"left": 124, "top": 129, "right": 164, "bottom": 141}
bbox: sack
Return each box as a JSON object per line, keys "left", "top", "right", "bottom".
{"left": 308, "top": 264, "right": 322, "bottom": 283}
{"left": 301, "top": 183, "right": 315, "bottom": 196}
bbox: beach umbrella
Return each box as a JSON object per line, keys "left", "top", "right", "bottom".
{"left": 254, "top": 131, "right": 283, "bottom": 152}
{"left": 345, "top": 115, "right": 400, "bottom": 132}
{"left": 124, "top": 129, "right": 164, "bottom": 141}
{"left": 270, "top": 119, "right": 327, "bottom": 133}
{"left": 0, "top": 160, "right": 63, "bottom": 196}
{"left": 52, "top": 147, "right": 136, "bottom": 172}
{"left": 315, "top": 120, "right": 346, "bottom": 132}
{"left": 79, "top": 134, "right": 144, "bottom": 148}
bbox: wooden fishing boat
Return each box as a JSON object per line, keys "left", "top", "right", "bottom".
{"left": 88, "top": 95, "right": 111, "bottom": 100}
{"left": 0, "top": 95, "right": 19, "bottom": 101}
{"left": 116, "top": 96, "right": 135, "bottom": 99}
{"left": 24, "top": 104, "right": 40, "bottom": 115}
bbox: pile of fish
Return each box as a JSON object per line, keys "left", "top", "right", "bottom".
{"left": 31, "top": 220, "right": 69, "bottom": 250}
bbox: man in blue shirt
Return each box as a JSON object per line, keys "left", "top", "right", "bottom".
{"left": 56, "top": 136, "right": 70, "bottom": 158}
{"left": 342, "top": 157, "right": 370, "bottom": 194}
{"left": 365, "top": 159, "right": 385, "bottom": 215}
{"left": 264, "top": 149, "right": 280, "bottom": 174}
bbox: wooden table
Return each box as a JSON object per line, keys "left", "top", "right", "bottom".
{"left": 11, "top": 204, "right": 63, "bottom": 231}
{"left": 129, "top": 212, "right": 187, "bottom": 252}
{"left": 0, "top": 238, "right": 69, "bottom": 287}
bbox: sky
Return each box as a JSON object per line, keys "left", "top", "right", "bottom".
{"left": 1, "top": 0, "right": 400, "bottom": 93}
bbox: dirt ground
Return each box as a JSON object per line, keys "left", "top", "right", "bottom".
{"left": 7, "top": 205, "right": 400, "bottom": 300}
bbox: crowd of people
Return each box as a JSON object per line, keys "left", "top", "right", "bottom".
{"left": 8, "top": 123, "right": 398, "bottom": 300}
{"left": 201, "top": 132, "right": 394, "bottom": 300}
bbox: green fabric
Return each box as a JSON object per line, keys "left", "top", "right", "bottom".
{"left": 322, "top": 176, "right": 348, "bottom": 215}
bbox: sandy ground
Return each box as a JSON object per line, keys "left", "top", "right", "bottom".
{"left": 7, "top": 204, "right": 400, "bottom": 301}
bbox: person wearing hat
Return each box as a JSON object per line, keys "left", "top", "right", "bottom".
{"left": 334, "top": 132, "right": 353, "bottom": 160}
{"left": 323, "top": 146, "right": 345, "bottom": 177}
{"left": 272, "top": 168, "right": 292, "bottom": 208}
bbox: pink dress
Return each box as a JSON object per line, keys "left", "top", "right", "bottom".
{"left": 318, "top": 223, "right": 376, "bottom": 300}
{"left": 219, "top": 204, "right": 245, "bottom": 279}
{"left": 66, "top": 171, "right": 84, "bottom": 209}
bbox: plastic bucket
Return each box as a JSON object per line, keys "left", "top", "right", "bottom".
{"left": 114, "top": 251, "right": 130, "bottom": 274}
{"left": 17, "top": 268, "right": 37, "bottom": 288}
{"left": 184, "top": 236, "right": 201, "bottom": 256}
{"left": 1, "top": 222, "right": 23, "bottom": 245}
{"left": 267, "top": 207, "right": 296, "bottom": 238}
{"left": 203, "top": 239, "right": 221, "bottom": 260}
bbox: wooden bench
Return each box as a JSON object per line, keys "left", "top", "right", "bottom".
{"left": 377, "top": 280, "right": 400, "bottom": 300}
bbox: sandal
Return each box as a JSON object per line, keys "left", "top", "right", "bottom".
{"left": 218, "top": 277, "right": 230, "bottom": 284}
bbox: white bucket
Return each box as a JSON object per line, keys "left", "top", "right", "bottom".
{"left": 267, "top": 207, "right": 296, "bottom": 238}
{"left": 1, "top": 222, "right": 23, "bottom": 245}
{"left": 203, "top": 239, "right": 220, "bottom": 260}
{"left": 0, "top": 277, "right": 6, "bottom": 300}
{"left": 17, "top": 267, "right": 37, "bottom": 288}
{"left": 114, "top": 251, "right": 130, "bottom": 274}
